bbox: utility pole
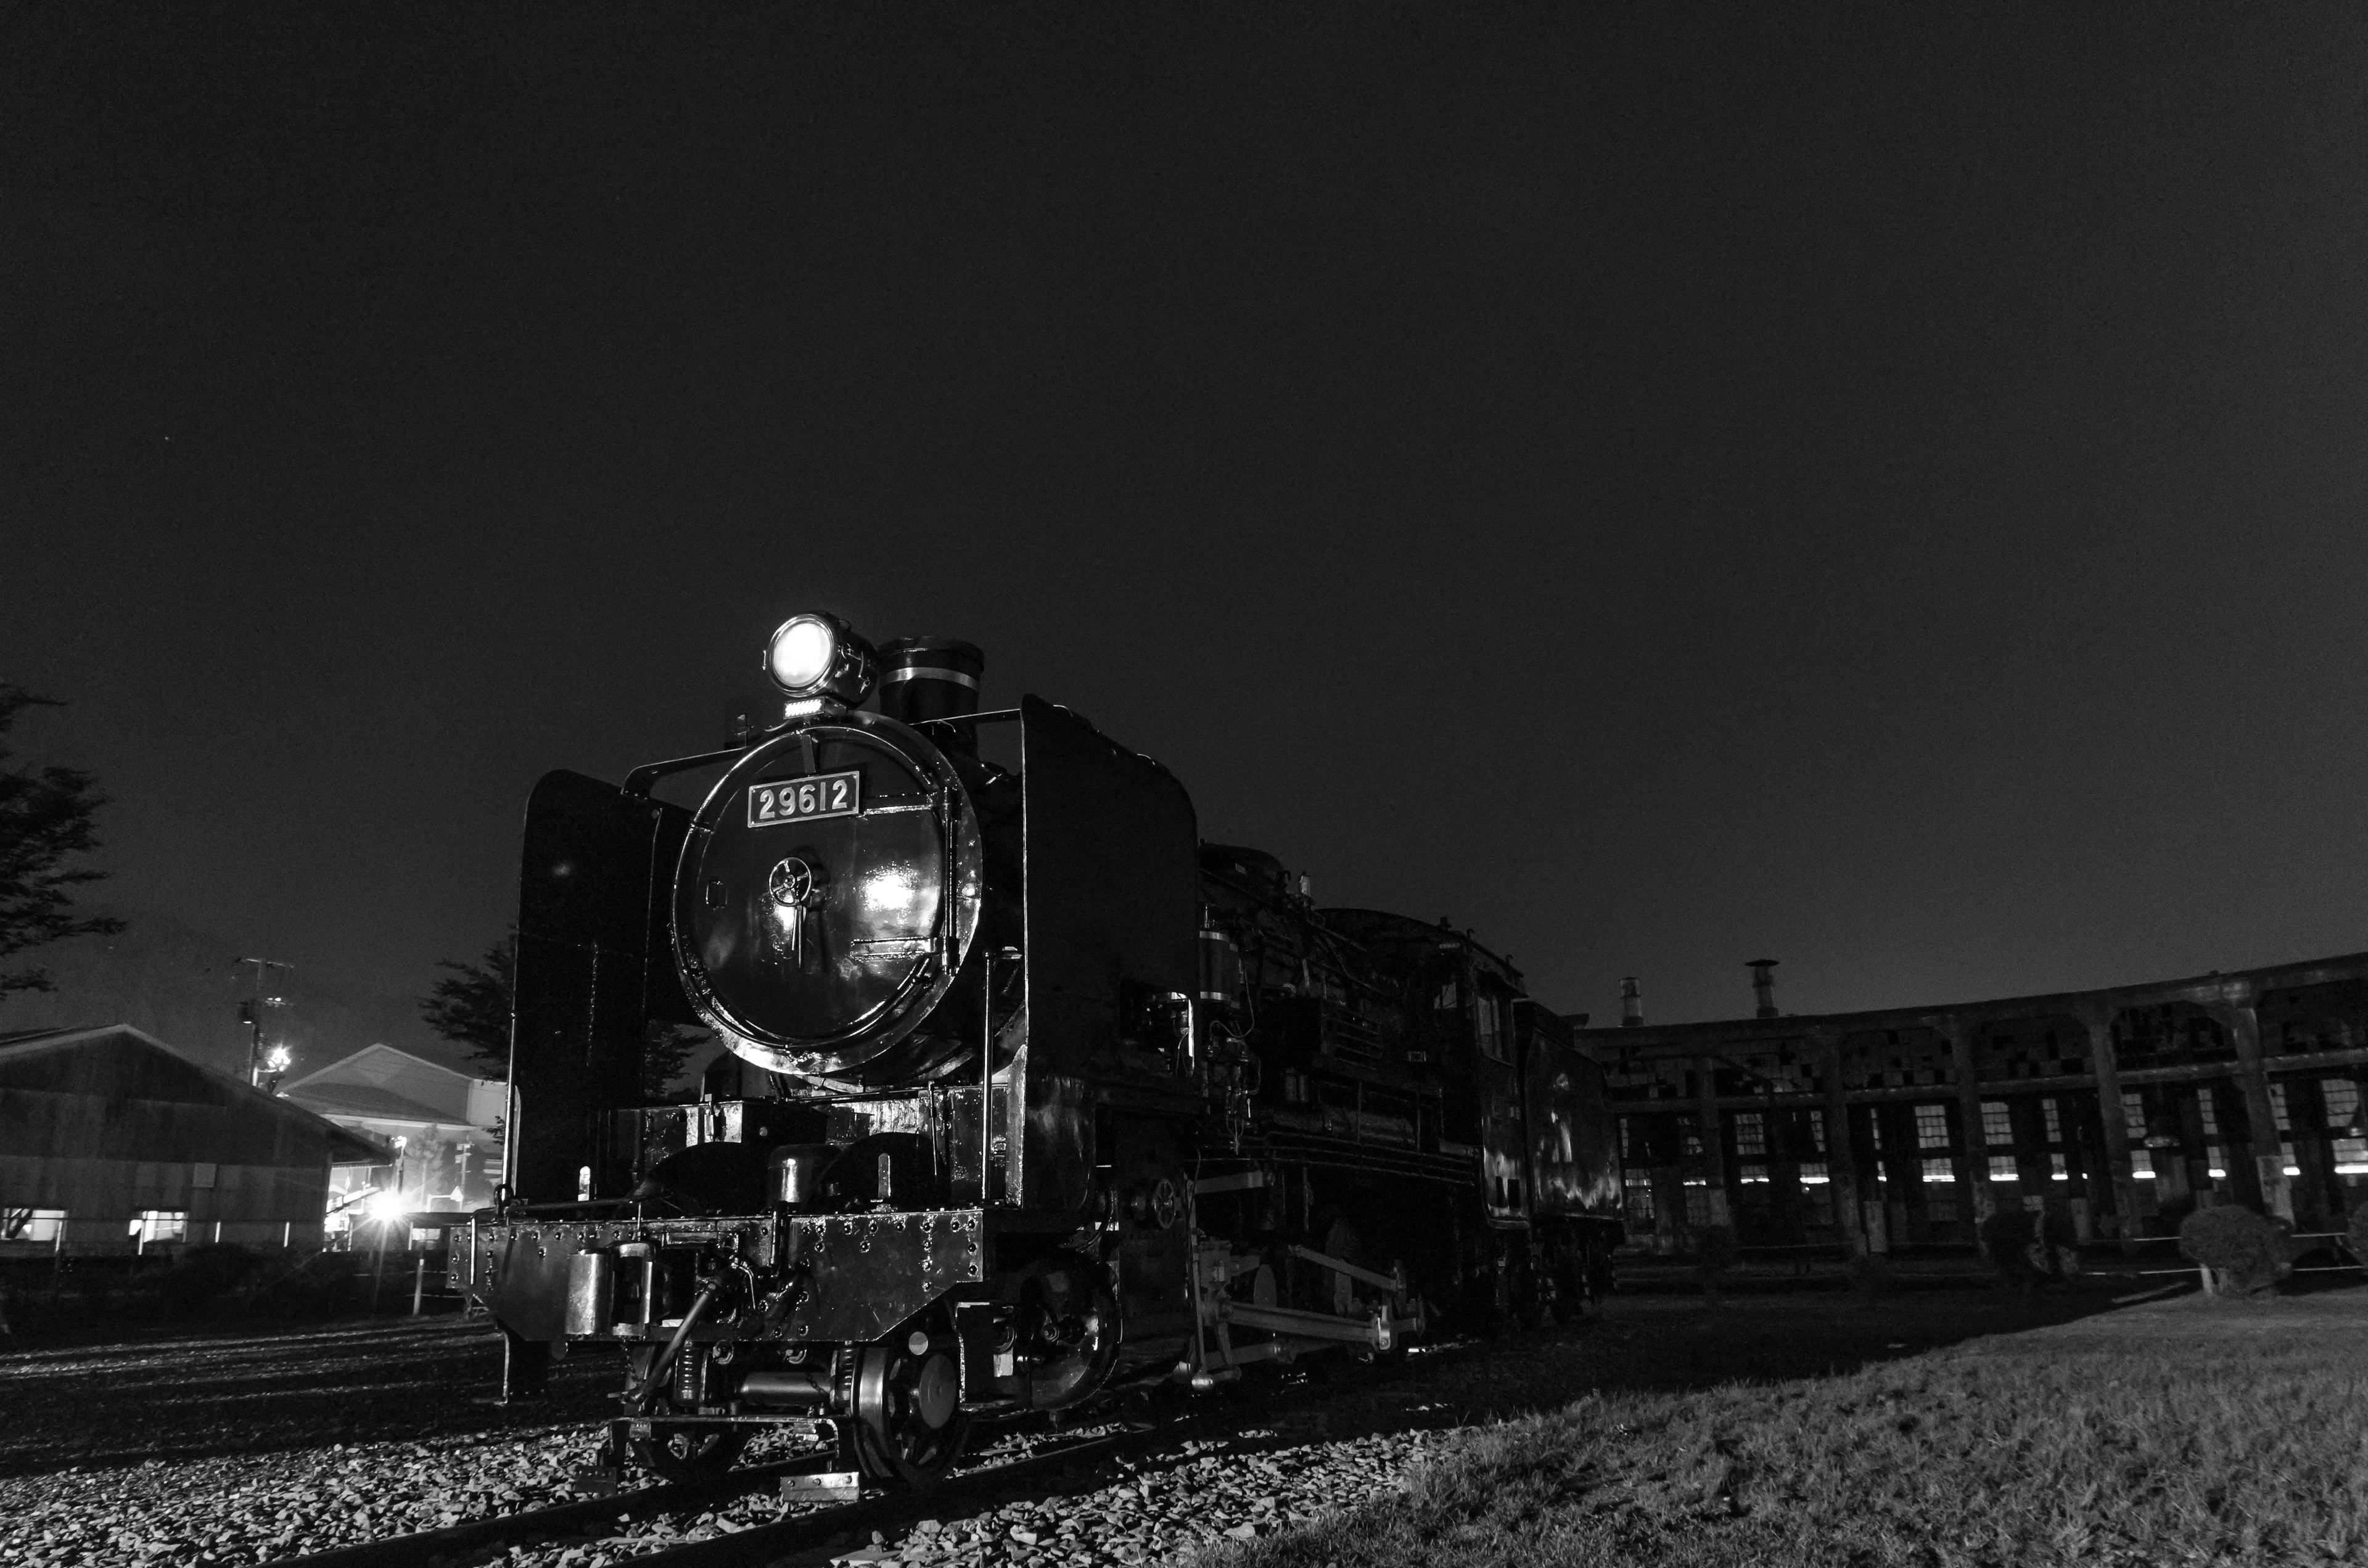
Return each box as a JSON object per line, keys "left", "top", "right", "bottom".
{"left": 237, "top": 958, "right": 295, "bottom": 1089}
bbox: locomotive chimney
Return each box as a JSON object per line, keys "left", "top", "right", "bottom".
{"left": 1620, "top": 975, "right": 1643, "bottom": 1027}
{"left": 1748, "top": 958, "right": 1778, "bottom": 1019}
{"left": 877, "top": 638, "right": 985, "bottom": 749}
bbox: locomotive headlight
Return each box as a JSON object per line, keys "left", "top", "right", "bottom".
{"left": 763, "top": 612, "right": 880, "bottom": 705}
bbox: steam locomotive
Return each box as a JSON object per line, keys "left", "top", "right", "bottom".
{"left": 467, "top": 614, "right": 1621, "bottom": 1486}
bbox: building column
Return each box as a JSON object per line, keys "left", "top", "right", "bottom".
{"left": 2216, "top": 1000, "right": 2294, "bottom": 1220}
{"left": 1695, "top": 1056, "right": 1733, "bottom": 1231}
{"left": 2082, "top": 1011, "right": 2144, "bottom": 1252}
{"left": 1815, "top": 1030, "right": 1865, "bottom": 1261}
{"left": 1947, "top": 1020, "right": 1996, "bottom": 1238}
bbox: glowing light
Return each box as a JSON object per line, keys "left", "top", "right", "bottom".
{"left": 368, "top": 1191, "right": 410, "bottom": 1224}
{"left": 860, "top": 867, "right": 925, "bottom": 924}
{"left": 767, "top": 617, "right": 837, "bottom": 691}
{"left": 263, "top": 1046, "right": 292, "bottom": 1073}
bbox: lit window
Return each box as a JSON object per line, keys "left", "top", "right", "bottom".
{"left": 1740, "top": 1162, "right": 1769, "bottom": 1184}
{"left": 1922, "top": 1158, "right": 1956, "bottom": 1183}
{"left": 2130, "top": 1149, "right": 2155, "bottom": 1180}
{"left": 1989, "top": 1155, "right": 2018, "bottom": 1183}
{"left": 2268, "top": 1083, "right": 2292, "bottom": 1133}
{"left": 2042, "top": 1099, "right": 2063, "bottom": 1144}
{"left": 2121, "top": 1091, "right": 2148, "bottom": 1143}
{"left": 1734, "top": 1112, "right": 1767, "bottom": 1157}
{"left": 2, "top": 1208, "right": 65, "bottom": 1244}
{"left": 130, "top": 1209, "right": 186, "bottom": 1248}
{"left": 1983, "top": 1101, "right": 2014, "bottom": 1144}
{"left": 2199, "top": 1094, "right": 2221, "bottom": 1139}
{"left": 2324, "top": 1078, "right": 2361, "bottom": 1128}
{"left": 1798, "top": 1160, "right": 1829, "bottom": 1185}
{"left": 2050, "top": 1153, "right": 2069, "bottom": 1181}
{"left": 1915, "top": 1105, "right": 1951, "bottom": 1151}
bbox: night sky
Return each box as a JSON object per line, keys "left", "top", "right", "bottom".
{"left": 10, "top": 7, "right": 2368, "bottom": 1047}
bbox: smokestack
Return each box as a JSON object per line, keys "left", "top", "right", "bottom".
{"left": 1748, "top": 959, "right": 1778, "bottom": 1019}
{"left": 877, "top": 638, "right": 985, "bottom": 750}
{"left": 1620, "top": 976, "right": 1643, "bottom": 1027}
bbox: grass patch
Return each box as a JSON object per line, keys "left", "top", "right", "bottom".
{"left": 1222, "top": 1289, "right": 2368, "bottom": 1567}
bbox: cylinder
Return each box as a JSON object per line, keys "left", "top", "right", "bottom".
{"left": 737, "top": 1367, "right": 836, "bottom": 1407}
{"left": 771, "top": 1143, "right": 837, "bottom": 1208}
{"left": 563, "top": 1250, "right": 615, "bottom": 1338}
{"left": 877, "top": 638, "right": 985, "bottom": 737}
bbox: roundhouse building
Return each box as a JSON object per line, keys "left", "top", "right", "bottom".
{"left": 0, "top": 1024, "right": 385, "bottom": 1257}
{"left": 1586, "top": 953, "right": 2368, "bottom": 1254}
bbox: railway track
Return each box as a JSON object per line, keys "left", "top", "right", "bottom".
{"left": 258, "top": 1413, "right": 1195, "bottom": 1568}
{"left": 263, "top": 1361, "right": 1412, "bottom": 1568}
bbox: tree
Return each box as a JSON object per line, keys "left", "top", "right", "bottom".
{"left": 641, "top": 1022, "right": 702, "bottom": 1102}
{"left": 420, "top": 932, "right": 514, "bottom": 1073}
{"left": 422, "top": 933, "right": 701, "bottom": 1098}
{"left": 0, "top": 684, "right": 125, "bottom": 1000}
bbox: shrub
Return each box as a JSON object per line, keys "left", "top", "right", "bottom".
{"left": 236, "top": 1249, "right": 361, "bottom": 1319}
{"left": 2177, "top": 1205, "right": 2290, "bottom": 1298}
{"left": 1979, "top": 1207, "right": 2076, "bottom": 1291}
{"left": 155, "top": 1243, "right": 261, "bottom": 1316}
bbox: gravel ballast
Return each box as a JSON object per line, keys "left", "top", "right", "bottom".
{"left": 1, "top": 1291, "right": 2124, "bottom": 1567}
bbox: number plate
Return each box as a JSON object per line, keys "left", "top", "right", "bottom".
{"left": 747, "top": 770, "right": 861, "bottom": 827}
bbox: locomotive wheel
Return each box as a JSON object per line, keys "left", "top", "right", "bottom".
{"left": 1011, "top": 1251, "right": 1120, "bottom": 1410}
{"left": 630, "top": 1423, "right": 750, "bottom": 1485}
{"left": 849, "top": 1323, "right": 971, "bottom": 1487}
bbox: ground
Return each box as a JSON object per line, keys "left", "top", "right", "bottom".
{"left": 1, "top": 1283, "right": 2360, "bottom": 1566}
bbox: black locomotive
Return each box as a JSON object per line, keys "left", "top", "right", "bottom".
{"left": 468, "top": 614, "right": 1621, "bottom": 1485}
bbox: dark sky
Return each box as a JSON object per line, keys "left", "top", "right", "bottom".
{"left": 10, "top": 6, "right": 2368, "bottom": 1037}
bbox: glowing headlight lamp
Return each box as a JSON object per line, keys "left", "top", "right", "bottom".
{"left": 763, "top": 612, "right": 880, "bottom": 712}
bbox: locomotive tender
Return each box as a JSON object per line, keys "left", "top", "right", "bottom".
{"left": 469, "top": 614, "right": 1621, "bottom": 1485}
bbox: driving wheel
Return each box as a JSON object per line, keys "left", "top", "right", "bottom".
{"left": 850, "top": 1313, "right": 972, "bottom": 1486}
{"left": 1011, "top": 1251, "right": 1120, "bottom": 1410}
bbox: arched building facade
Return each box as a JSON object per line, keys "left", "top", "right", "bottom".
{"left": 1587, "top": 953, "right": 2368, "bottom": 1254}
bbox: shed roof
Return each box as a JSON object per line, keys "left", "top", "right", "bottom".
{"left": 283, "top": 1041, "right": 493, "bottom": 1127}
{"left": 0, "top": 1024, "right": 388, "bottom": 1165}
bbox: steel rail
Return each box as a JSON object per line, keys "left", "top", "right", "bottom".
{"left": 258, "top": 1452, "right": 830, "bottom": 1568}
{"left": 604, "top": 1435, "right": 1130, "bottom": 1568}
{"left": 257, "top": 1351, "right": 1413, "bottom": 1568}
{"left": 582, "top": 1351, "right": 1457, "bottom": 1568}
